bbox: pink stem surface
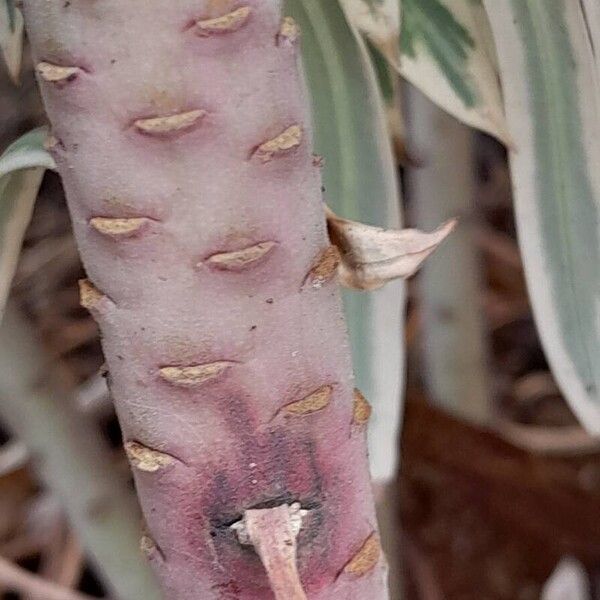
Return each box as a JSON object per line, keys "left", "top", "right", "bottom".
{"left": 22, "top": 1, "right": 388, "bottom": 598}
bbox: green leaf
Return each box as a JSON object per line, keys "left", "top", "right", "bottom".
{"left": 366, "top": 40, "right": 396, "bottom": 104}
{"left": 0, "top": 128, "right": 56, "bottom": 319}
{"left": 401, "top": 0, "right": 477, "bottom": 106}
{"left": 398, "top": 0, "right": 511, "bottom": 144}
{"left": 286, "top": 0, "right": 404, "bottom": 481}
{"left": 0, "top": 128, "right": 56, "bottom": 177}
{"left": 342, "top": 0, "right": 512, "bottom": 144}
{"left": 484, "top": 0, "right": 600, "bottom": 432}
{"left": 339, "top": 0, "right": 400, "bottom": 56}
{"left": 5, "top": 0, "right": 15, "bottom": 30}
{"left": 0, "top": 1, "right": 24, "bottom": 84}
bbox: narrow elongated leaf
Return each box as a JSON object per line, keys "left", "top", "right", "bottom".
{"left": 343, "top": 0, "right": 511, "bottom": 144}
{"left": 0, "top": 1, "right": 24, "bottom": 83}
{"left": 484, "top": 0, "right": 600, "bottom": 432}
{"left": 0, "top": 128, "right": 55, "bottom": 318}
{"left": 286, "top": 0, "right": 404, "bottom": 481}
{"left": 399, "top": 0, "right": 511, "bottom": 144}
{"left": 0, "top": 128, "right": 55, "bottom": 177}
{"left": 581, "top": 0, "right": 600, "bottom": 80}
{"left": 338, "top": 0, "right": 400, "bottom": 61}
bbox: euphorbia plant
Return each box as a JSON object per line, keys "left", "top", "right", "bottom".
{"left": 3, "top": 0, "right": 451, "bottom": 598}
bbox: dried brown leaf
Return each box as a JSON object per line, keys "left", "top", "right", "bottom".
{"left": 326, "top": 207, "right": 456, "bottom": 290}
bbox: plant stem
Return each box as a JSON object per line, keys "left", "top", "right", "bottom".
{"left": 21, "top": 2, "right": 388, "bottom": 597}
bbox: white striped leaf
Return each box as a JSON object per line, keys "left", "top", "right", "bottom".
{"left": 342, "top": 0, "right": 512, "bottom": 145}
{"left": 0, "top": 127, "right": 55, "bottom": 319}
{"left": 484, "top": 0, "right": 600, "bottom": 432}
{"left": 0, "top": 1, "right": 24, "bottom": 83}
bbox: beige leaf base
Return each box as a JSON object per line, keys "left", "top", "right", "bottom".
{"left": 326, "top": 206, "right": 457, "bottom": 291}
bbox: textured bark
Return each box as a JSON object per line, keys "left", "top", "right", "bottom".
{"left": 22, "top": 1, "right": 387, "bottom": 598}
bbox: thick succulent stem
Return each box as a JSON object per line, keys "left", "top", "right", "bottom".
{"left": 22, "top": 1, "right": 387, "bottom": 598}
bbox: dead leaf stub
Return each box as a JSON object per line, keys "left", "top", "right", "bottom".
{"left": 326, "top": 206, "right": 456, "bottom": 290}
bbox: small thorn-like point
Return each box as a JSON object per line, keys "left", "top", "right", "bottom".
{"left": 278, "top": 17, "right": 300, "bottom": 45}
{"left": 134, "top": 110, "right": 206, "bottom": 135}
{"left": 159, "top": 361, "right": 234, "bottom": 387}
{"left": 282, "top": 385, "right": 333, "bottom": 417}
{"left": 78, "top": 279, "right": 106, "bottom": 311}
{"left": 36, "top": 61, "right": 82, "bottom": 83}
{"left": 140, "top": 535, "right": 156, "bottom": 555}
{"left": 343, "top": 533, "right": 381, "bottom": 577}
{"left": 43, "top": 135, "right": 60, "bottom": 151}
{"left": 125, "top": 441, "right": 174, "bottom": 473}
{"left": 352, "top": 389, "right": 372, "bottom": 426}
{"left": 205, "top": 241, "right": 276, "bottom": 271}
{"left": 254, "top": 125, "right": 302, "bottom": 162}
{"left": 89, "top": 217, "right": 151, "bottom": 238}
{"left": 196, "top": 6, "right": 252, "bottom": 36}
{"left": 304, "top": 246, "right": 340, "bottom": 289}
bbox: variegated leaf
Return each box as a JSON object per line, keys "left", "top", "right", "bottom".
{"left": 339, "top": 0, "right": 400, "bottom": 63}
{"left": 399, "top": 0, "right": 511, "bottom": 144}
{"left": 484, "top": 0, "right": 600, "bottom": 432}
{"left": 0, "top": 128, "right": 55, "bottom": 318}
{"left": 0, "top": 1, "right": 24, "bottom": 84}
{"left": 342, "top": 0, "right": 512, "bottom": 145}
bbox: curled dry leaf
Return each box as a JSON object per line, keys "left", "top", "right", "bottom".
{"left": 326, "top": 206, "right": 456, "bottom": 290}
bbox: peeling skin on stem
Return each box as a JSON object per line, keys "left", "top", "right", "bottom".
{"left": 195, "top": 6, "right": 252, "bottom": 36}
{"left": 280, "top": 385, "right": 333, "bottom": 418}
{"left": 304, "top": 246, "right": 341, "bottom": 289}
{"left": 89, "top": 217, "right": 154, "bottom": 238}
{"left": 159, "top": 361, "right": 236, "bottom": 387}
{"left": 253, "top": 125, "right": 303, "bottom": 162}
{"left": 342, "top": 533, "right": 382, "bottom": 578}
{"left": 204, "top": 241, "right": 277, "bottom": 271}
{"left": 125, "top": 441, "right": 177, "bottom": 473}
{"left": 140, "top": 534, "right": 165, "bottom": 563}
{"left": 43, "top": 135, "right": 62, "bottom": 152}
{"left": 352, "top": 389, "right": 372, "bottom": 426}
{"left": 78, "top": 279, "right": 113, "bottom": 313}
{"left": 133, "top": 110, "right": 207, "bottom": 136}
{"left": 36, "top": 61, "right": 82, "bottom": 84}
{"left": 277, "top": 17, "right": 301, "bottom": 46}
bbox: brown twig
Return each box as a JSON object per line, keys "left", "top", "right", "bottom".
{"left": 0, "top": 554, "right": 95, "bottom": 600}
